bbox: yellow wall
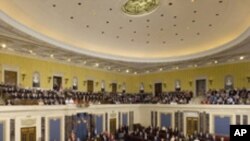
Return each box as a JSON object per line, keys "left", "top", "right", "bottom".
{"left": 138, "top": 62, "right": 250, "bottom": 93}
{"left": 0, "top": 52, "right": 138, "bottom": 93}
{"left": 1, "top": 52, "right": 250, "bottom": 93}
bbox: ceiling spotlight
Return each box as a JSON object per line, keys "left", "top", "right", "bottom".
{"left": 214, "top": 60, "right": 218, "bottom": 64}
{"left": 194, "top": 64, "right": 198, "bottom": 67}
{"left": 29, "top": 50, "right": 33, "bottom": 53}
{"left": 176, "top": 66, "right": 179, "bottom": 70}
{"left": 191, "top": 0, "right": 195, "bottom": 2}
{"left": 240, "top": 56, "right": 245, "bottom": 60}
{"left": 146, "top": 70, "right": 150, "bottom": 73}
{"left": 83, "top": 61, "right": 87, "bottom": 64}
{"left": 159, "top": 68, "right": 163, "bottom": 71}
{"left": 95, "top": 63, "right": 99, "bottom": 67}
{"left": 67, "top": 58, "right": 71, "bottom": 62}
{"left": 134, "top": 72, "right": 137, "bottom": 75}
{"left": 126, "top": 69, "right": 129, "bottom": 73}
{"left": 50, "top": 54, "right": 54, "bottom": 58}
{"left": 1, "top": 44, "right": 6, "bottom": 48}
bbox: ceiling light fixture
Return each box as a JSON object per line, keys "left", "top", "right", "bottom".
{"left": 95, "top": 63, "right": 99, "bottom": 67}
{"left": 50, "top": 54, "right": 54, "bottom": 58}
{"left": 240, "top": 56, "right": 245, "bottom": 60}
{"left": 67, "top": 58, "right": 71, "bottom": 62}
{"left": 214, "top": 60, "right": 218, "bottom": 64}
{"left": 126, "top": 69, "right": 129, "bottom": 73}
{"left": 1, "top": 44, "right": 6, "bottom": 48}
{"left": 159, "top": 68, "right": 163, "bottom": 71}
{"left": 134, "top": 72, "right": 137, "bottom": 75}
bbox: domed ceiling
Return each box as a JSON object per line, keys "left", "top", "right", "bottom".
{"left": 0, "top": 0, "right": 249, "bottom": 73}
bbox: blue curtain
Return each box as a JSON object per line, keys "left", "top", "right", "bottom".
{"left": 160, "top": 113, "right": 171, "bottom": 128}
{"left": 49, "top": 119, "right": 61, "bottom": 141}
{"left": 214, "top": 116, "right": 230, "bottom": 136}
{"left": 122, "top": 113, "right": 128, "bottom": 126}
{"left": 76, "top": 113, "right": 88, "bottom": 141}
{"left": 96, "top": 115, "right": 103, "bottom": 135}
{"left": 0, "top": 122, "right": 3, "bottom": 141}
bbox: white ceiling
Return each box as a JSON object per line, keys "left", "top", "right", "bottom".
{"left": 0, "top": 0, "right": 250, "bottom": 74}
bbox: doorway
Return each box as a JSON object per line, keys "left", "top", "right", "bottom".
{"left": 195, "top": 79, "right": 206, "bottom": 97}
{"left": 109, "top": 118, "right": 116, "bottom": 135}
{"left": 87, "top": 80, "right": 94, "bottom": 93}
{"left": 154, "top": 83, "right": 162, "bottom": 97}
{"left": 186, "top": 117, "right": 199, "bottom": 136}
{"left": 21, "top": 127, "right": 36, "bottom": 141}
{"left": 111, "top": 83, "right": 117, "bottom": 94}
{"left": 4, "top": 70, "right": 17, "bottom": 85}
{"left": 53, "top": 76, "right": 62, "bottom": 91}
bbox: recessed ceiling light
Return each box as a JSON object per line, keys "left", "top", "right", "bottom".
{"left": 67, "top": 58, "right": 71, "bottom": 62}
{"left": 214, "top": 60, "right": 218, "bottom": 64}
{"left": 50, "top": 54, "right": 54, "bottom": 58}
{"left": 159, "top": 68, "right": 163, "bottom": 71}
{"left": 240, "top": 56, "right": 245, "bottom": 60}
{"left": 1, "top": 44, "right": 6, "bottom": 48}
{"left": 176, "top": 66, "right": 179, "bottom": 70}
{"left": 95, "top": 63, "right": 99, "bottom": 67}
{"left": 194, "top": 64, "right": 198, "bottom": 67}
{"left": 134, "top": 72, "right": 137, "bottom": 75}
{"left": 191, "top": 0, "right": 195, "bottom": 2}
{"left": 146, "top": 70, "right": 149, "bottom": 73}
{"left": 83, "top": 61, "right": 87, "bottom": 64}
{"left": 126, "top": 69, "right": 129, "bottom": 73}
{"left": 29, "top": 50, "right": 33, "bottom": 53}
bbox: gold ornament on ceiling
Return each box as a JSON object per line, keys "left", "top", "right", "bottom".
{"left": 122, "top": 0, "right": 160, "bottom": 15}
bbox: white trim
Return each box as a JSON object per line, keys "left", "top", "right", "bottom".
{"left": 0, "top": 11, "right": 250, "bottom": 63}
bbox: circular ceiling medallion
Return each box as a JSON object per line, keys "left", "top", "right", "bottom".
{"left": 122, "top": 0, "right": 160, "bottom": 15}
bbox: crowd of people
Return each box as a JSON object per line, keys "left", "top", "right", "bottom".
{"left": 0, "top": 84, "right": 193, "bottom": 106}
{"left": 202, "top": 88, "right": 250, "bottom": 105}
{"left": 1, "top": 83, "right": 250, "bottom": 106}
{"left": 67, "top": 125, "right": 223, "bottom": 141}
{"left": 116, "top": 125, "right": 218, "bottom": 141}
